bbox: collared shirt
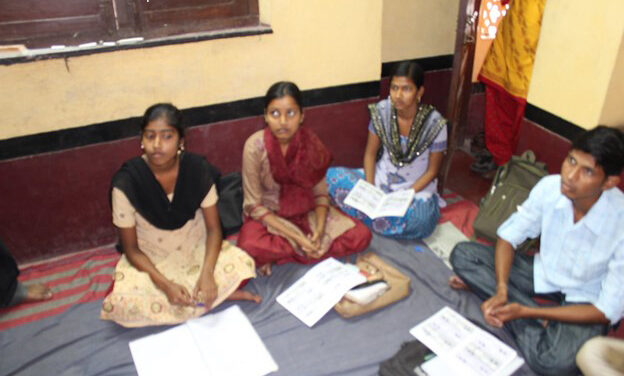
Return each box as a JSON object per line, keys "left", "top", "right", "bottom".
{"left": 498, "top": 175, "right": 624, "bottom": 323}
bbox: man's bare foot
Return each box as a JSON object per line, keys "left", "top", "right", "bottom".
{"left": 24, "top": 283, "right": 53, "bottom": 302}
{"left": 258, "top": 263, "right": 272, "bottom": 277}
{"left": 228, "top": 290, "right": 262, "bottom": 303}
{"left": 448, "top": 275, "right": 469, "bottom": 290}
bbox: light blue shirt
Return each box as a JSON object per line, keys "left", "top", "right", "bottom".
{"left": 498, "top": 175, "right": 624, "bottom": 323}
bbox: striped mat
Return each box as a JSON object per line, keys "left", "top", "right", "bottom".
{"left": 0, "top": 246, "right": 119, "bottom": 330}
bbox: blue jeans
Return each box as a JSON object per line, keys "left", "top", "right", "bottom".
{"left": 450, "top": 241, "right": 607, "bottom": 376}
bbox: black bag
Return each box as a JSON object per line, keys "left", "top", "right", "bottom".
{"left": 473, "top": 150, "right": 548, "bottom": 246}
{"left": 378, "top": 340, "right": 434, "bottom": 376}
{"left": 216, "top": 172, "right": 244, "bottom": 236}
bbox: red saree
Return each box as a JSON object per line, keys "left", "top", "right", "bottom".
{"left": 238, "top": 128, "right": 371, "bottom": 266}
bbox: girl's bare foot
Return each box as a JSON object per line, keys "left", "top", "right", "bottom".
{"left": 448, "top": 275, "right": 469, "bottom": 290}
{"left": 24, "top": 283, "right": 53, "bottom": 302}
{"left": 258, "top": 263, "right": 272, "bottom": 277}
{"left": 228, "top": 290, "right": 262, "bottom": 303}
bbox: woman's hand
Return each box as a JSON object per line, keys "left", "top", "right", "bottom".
{"left": 298, "top": 231, "right": 330, "bottom": 259}
{"left": 296, "top": 234, "right": 317, "bottom": 253}
{"left": 410, "top": 151, "right": 444, "bottom": 193}
{"left": 306, "top": 229, "right": 328, "bottom": 259}
{"left": 194, "top": 272, "right": 218, "bottom": 308}
{"left": 162, "top": 280, "right": 193, "bottom": 306}
{"left": 295, "top": 234, "right": 322, "bottom": 258}
{"left": 118, "top": 227, "right": 194, "bottom": 307}
{"left": 308, "top": 227, "right": 324, "bottom": 249}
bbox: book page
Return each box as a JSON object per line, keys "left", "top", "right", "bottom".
{"left": 410, "top": 307, "right": 521, "bottom": 376}
{"left": 410, "top": 306, "right": 477, "bottom": 355}
{"left": 422, "top": 352, "right": 524, "bottom": 376}
{"left": 129, "top": 305, "right": 278, "bottom": 376}
{"left": 373, "top": 189, "right": 414, "bottom": 218}
{"left": 343, "top": 179, "right": 385, "bottom": 218}
{"left": 187, "top": 305, "right": 278, "bottom": 376}
{"left": 451, "top": 333, "right": 518, "bottom": 376}
{"left": 129, "top": 324, "right": 207, "bottom": 376}
{"left": 422, "top": 222, "right": 469, "bottom": 269}
{"left": 276, "top": 258, "right": 366, "bottom": 327}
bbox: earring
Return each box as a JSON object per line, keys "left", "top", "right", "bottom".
{"left": 140, "top": 143, "right": 144, "bottom": 150}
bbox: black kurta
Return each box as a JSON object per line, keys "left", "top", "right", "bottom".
{"left": 0, "top": 239, "right": 19, "bottom": 308}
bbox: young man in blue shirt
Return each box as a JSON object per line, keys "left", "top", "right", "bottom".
{"left": 449, "top": 126, "right": 624, "bottom": 375}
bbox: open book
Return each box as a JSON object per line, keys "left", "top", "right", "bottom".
{"left": 410, "top": 307, "right": 524, "bottom": 376}
{"left": 344, "top": 179, "right": 414, "bottom": 219}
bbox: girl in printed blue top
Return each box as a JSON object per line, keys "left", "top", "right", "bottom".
{"left": 327, "top": 61, "right": 447, "bottom": 239}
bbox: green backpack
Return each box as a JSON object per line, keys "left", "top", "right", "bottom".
{"left": 473, "top": 150, "right": 548, "bottom": 247}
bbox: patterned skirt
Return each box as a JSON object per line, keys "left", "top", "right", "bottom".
{"left": 100, "top": 241, "right": 255, "bottom": 327}
{"left": 326, "top": 167, "right": 439, "bottom": 239}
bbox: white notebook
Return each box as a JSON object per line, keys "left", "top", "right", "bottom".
{"left": 129, "top": 305, "right": 278, "bottom": 376}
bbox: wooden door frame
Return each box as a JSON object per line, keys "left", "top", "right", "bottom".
{"left": 438, "top": 0, "right": 482, "bottom": 193}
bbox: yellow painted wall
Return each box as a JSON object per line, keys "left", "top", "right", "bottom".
{"left": 382, "top": 0, "right": 459, "bottom": 62}
{"left": 599, "top": 35, "right": 624, "bottom": 127}
{"left": 527, "top": 0, "right": 624, "bottom": 129}
{"left": 0, "top": 0, "right": 382, "bottom": 140}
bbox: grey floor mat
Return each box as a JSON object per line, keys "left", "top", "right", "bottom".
{"left": 0, "top": 234, "right": 535, "bottom": 376}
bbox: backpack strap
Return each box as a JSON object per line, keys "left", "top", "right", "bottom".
{"left": 520, "top": 150, "right": 536, "bottom": 162}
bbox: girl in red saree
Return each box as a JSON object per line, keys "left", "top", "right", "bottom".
{"left": 237, "top": 82, "right": 371, "bottom": 275}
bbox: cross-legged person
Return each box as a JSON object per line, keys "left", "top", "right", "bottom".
{"left": 449, "top": 126, "right": 624, "bottom": 375}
